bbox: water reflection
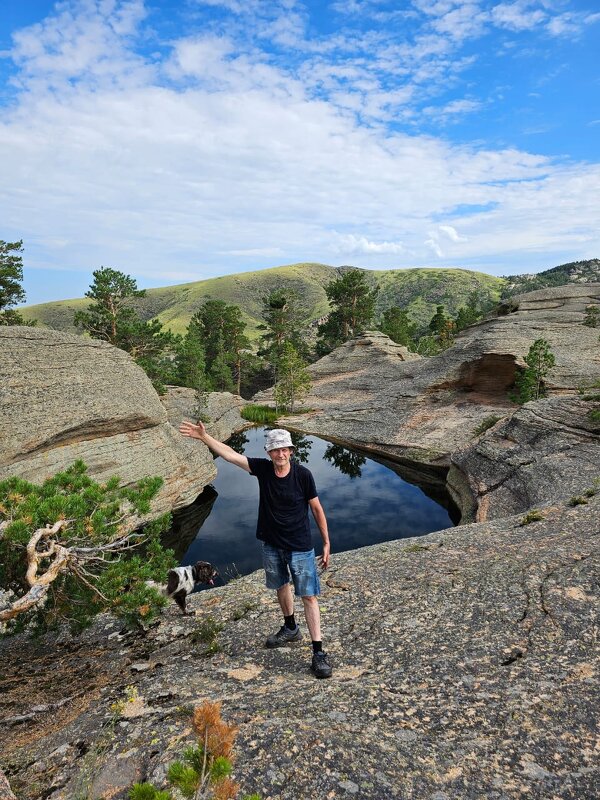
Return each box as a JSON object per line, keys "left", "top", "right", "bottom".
{"left": 289, "top": 432, "right": 312, "bottom": 463}
{"left": 169, "top": 427, "right": 455, "bottom": 587}
{"left": 323, "top": 444, "right": 367, "bottom": 479}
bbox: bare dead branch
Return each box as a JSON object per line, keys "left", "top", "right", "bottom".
{"left": 70, "top": 565, "right": 110, "bottom": 603}
{"left": 1, "top": 510, "right": 152, "bottom": 624}
{"left": 25, "top": 520, "right": 69, "bottom": 587}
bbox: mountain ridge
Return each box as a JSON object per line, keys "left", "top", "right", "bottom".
{"left": 20, "top": 258, "right": 600, "bottom": 339}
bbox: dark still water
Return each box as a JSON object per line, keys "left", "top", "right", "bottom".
{"left": 169, "top": 427, "right": 455, "bottom": 587}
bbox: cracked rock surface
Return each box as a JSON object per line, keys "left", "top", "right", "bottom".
{"left": 450, "top": 396, "right": 600, "bottom": 521}
{"left": 1, "top": 497, "right": 598, "bottom": 799}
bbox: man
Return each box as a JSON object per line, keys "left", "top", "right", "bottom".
{"left": 179, "top": 422, "right": 332, "bottom": 678}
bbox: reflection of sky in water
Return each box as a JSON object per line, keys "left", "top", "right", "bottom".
{"left": 184, "top": 427, "right": 453, "bottom": 585}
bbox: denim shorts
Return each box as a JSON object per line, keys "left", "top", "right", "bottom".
{"left": 262, "top": 544, "right": 321, "bottom": 597}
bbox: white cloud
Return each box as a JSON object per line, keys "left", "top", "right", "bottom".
{"left": 1, "top": 0, "right": 599, "bottom": 296}
{"left": 425, "top": 237, "right": 444, "bottom": 257}
{"left": 491, "top": 2, "right": 546, "bottom": 32}
{"left": 9, "top": 0, "right": 151, "bottom": 91}
{"left": 335, "top": 235, "right": 405, "bottom": 256}
{"left": 439, "top": 225, "right": 468, "bottom": 242}
{"left": 422, "top": 97, "right": 481, "bottom": 119}
{"left": 425, "top": 224, "right": 467, "bottom": 257}
{"left": 545, "top": 11, "right": 600, "bottom": 37}
{"left": 225, "top": 247, "right": 286, "bottom": 257}
{"left": 431, "top": 2, "right": 488, "bottom": 42}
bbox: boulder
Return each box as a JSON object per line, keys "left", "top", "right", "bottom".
{"left": 0, "top": 327, "right": 245, "bottom": 517}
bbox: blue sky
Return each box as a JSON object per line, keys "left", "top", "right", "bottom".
{"left": 1, "top": 0, "right": 599, "bottom": 305}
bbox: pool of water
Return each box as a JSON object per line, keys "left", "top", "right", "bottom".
{"left": 173, "top": 427, "right": 455, "bottom": 587}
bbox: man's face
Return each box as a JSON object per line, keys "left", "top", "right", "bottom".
{"left": 267, "top": 446, "right": 292, "bottom": 466}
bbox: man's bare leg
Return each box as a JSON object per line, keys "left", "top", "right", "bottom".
{"left": 301, "top": 595, "right": 321, "bottom": 642}
{"left": 276, "top": 583, "right": 294, "bottom": 616}
{"left": 265, "top": 583, "right": 301, "bottom": 648}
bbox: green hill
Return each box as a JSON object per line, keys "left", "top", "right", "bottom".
{"left": 21, "top": 262, "right": 506, "bottom": 340}
{"left": 502, "top": 259, "right": 600, "bottom": 298}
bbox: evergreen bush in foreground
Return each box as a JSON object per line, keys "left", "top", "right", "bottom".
{"left": 0, "top": 461, "right": 175, "bottom": 634}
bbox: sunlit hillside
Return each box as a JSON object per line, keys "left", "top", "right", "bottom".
{"left": 21, "top": 262, "right": 506, "bottom": 340}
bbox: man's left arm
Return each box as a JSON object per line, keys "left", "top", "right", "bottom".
{"left": 309, "top": 496, "right": 330, "bottom": 569}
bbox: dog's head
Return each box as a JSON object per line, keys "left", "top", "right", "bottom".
{"left": 191, "top": 560, "right": 218, "bottom": 586}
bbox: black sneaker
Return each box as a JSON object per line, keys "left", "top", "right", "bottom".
{"left": 265, "top": 625, "right": 303, "bottom": 648}
{"left": 311, "top": 651, "right": 333, "bottom": 679}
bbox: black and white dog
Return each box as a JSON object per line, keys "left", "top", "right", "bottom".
{"left": 166, "top": 561, "right": 218, "bottom": 615}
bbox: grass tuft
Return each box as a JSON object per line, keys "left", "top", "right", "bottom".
{"left": 241, "top": 405, "right": 278, "bottom": 424}
{"left": 473, "top": 415, "right": 502, "bottom": 437}
{"left": 519, "top": 509, "right": 544, "bottom": 526}
{"left": 568, "top": 495, "right": 588, "bottom": 507}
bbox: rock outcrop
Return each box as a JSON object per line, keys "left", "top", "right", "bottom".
{"left": 160, "top": 386, "right": 248, "bottom": 444}
{"left": 449, "top": 396, "right": 600, "bottom": 521}
{"left": 0, "top": 327, "right": 246, "bottom": 517}
{"left": 252, "top": 285, "right": 600, "bottom": 522}
{"left": 1, "top": 495, "right": 598, "bottom": 800}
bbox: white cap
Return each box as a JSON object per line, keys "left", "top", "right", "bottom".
{"left": 264, "top": 429, "right": 295, "bottom": 451}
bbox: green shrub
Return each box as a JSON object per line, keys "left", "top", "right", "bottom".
{"left": 404, "top": 543, "right": 429, "bottom": 553}
{"left": 578, "top": 379, "right": 600, "bottom": 423}
{"left": 241, "top": 405, "right": 278, "bottom": 424}
{"left": 511, "top": 338, "right": 555, "bottom": 404}
{"left": 192, "top": 616, "right": 223, "bottom": 654}
{"left": 167, "top": 762, "right": 199, "bottom": 798}
{"left": 568, "top": 496, "right": 588, "bottom": 507}
{"left": 0, "top": 461, "right": 175, "bottom": 634}
{"left": 519, "top": 509, "right": 544, "bottom": 525}
{"left": 583, "top": 305, "right": 600, "bottom": 327}
{"left": 129, "top": 784, "right": 171, "bottom": 800}
{"left": 473, "top": 415, "right": 502, "bottom": 436}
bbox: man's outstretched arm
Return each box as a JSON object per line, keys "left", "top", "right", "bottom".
{"left": 309, "top": 496, "right": 330, "bottom": 569}
{"left": 179, "top": 420, "right": 251, "bottom": 473}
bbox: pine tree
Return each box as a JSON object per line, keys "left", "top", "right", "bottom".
{"left": 584, "top": 305, "right": 600, "bottom": 328}
{"left": 257, "top": 290, "right": 305, "bottom": 384}
{"left": 426, "top": 304, "right": 455, "bottom": 350}
{"left": 379, "top": 306, "right": 417, "bottom": 348}
{"left": 209, "top": 335, "right": 235, "bottom": 393}
{"left": 191, "top": 300, "right": 250, "bottom": 394}
{"left": 0, "top": 239, "right": 34, "bottom": 326}
{"left": 273, "top": 342, "right": 311, "bottom": 413}
{"left": 454, "top": 290, "right": 487, "bottom": 331}
{"left": 74, "top": 267, "right": 144, "bottom": 344}
{"left": 513, "top": 338, "right": 556, "bottom": 403}
{"left": 316, "top": 269, "right": 378, "bottom": 355}
{"left": 177, "top": 317, "right": 208, "bottom": 389}
{"left": 0, "top": 461, "right": 175, "bottom": 633}
{"left": 75, "top": 267, "right": 178, "bottom": 393}
{"left": 428, "top": 305, "right": 448, "bottom": 334}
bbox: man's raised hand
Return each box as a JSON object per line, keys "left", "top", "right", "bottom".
{"left": 179, "top": 420, "right": 206, "bottom": 440}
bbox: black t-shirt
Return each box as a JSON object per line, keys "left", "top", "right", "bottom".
{"left": 247, "top": 457, "right": 318, "bottom": 551}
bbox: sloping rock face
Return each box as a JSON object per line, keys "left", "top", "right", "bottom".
{"left": 260, "top": 285, "right": 600, "bottom": 469}
{"left": 449, "top": 396, "right": 600, "bottom": 521}
{"left": 1, "top": 496, "right": 598, "bottom": 800}
{"left": 160, "top": 386, "right": 248, "bottom": 444}
{"left": 0, "top": 327, "right": 245, "bottom": 516}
